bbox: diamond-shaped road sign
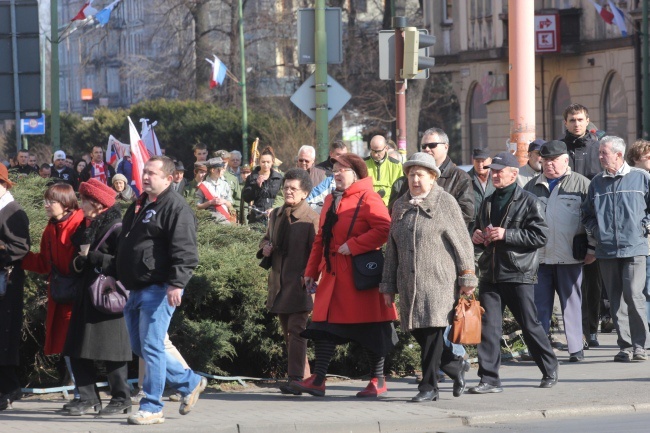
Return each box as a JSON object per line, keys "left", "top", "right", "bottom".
{"left": 290, "top": 74, "right": 351, "bottom": 122}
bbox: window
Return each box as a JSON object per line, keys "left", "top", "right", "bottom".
{"left": 603, "top": 72, "right": 628, "bottom": 140}
{"left": 469, "top": 83, "right": 488, "bottom": 150}
{"left": 551, "top": 78, "right": 571, "bottom": 139}
{"left": 107, "top": 68, "right": 120, "bottom": 94}
{"left": 442, "top": 0, "right": 453, "bottom": 24}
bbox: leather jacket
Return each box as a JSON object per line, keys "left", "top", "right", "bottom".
{"left": 473, "top": 185, "right": 548, "bottom": 284}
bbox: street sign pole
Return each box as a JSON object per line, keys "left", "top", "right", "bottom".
{"left": 315, "top": 0, "right": 329, "bottom": 162}
{"left": 393, "top": 16, "right": 408, "bottom": 157}
{"left": 51, "top": 0, "right": 61, "bottom": 151}
{"left": 10, "top": 0, "right": 21, "bottom": 150}
{"left": 238, "top": 0, "right": 249, "bottom": 163}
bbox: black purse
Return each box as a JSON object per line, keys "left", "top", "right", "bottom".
{"left": 347, "top": 193, "right": 384, "bottom": 291}
{"left": 50, "top": 265, "right": 80, "bottom": 304}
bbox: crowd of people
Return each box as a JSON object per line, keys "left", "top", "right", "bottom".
{"left": 2, "top": 101, "right": 650, "bottom": 424}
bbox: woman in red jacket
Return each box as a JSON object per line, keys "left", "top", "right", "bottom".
{"left": 22, "top": 183, "right": 85, "bottom": 407}
{"left": 291, "top": 154, "right": 398, "bottom": 398}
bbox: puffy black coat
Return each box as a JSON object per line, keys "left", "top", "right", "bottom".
{"left": 562, "top": 131, "right": 601, "bottom": 180}
{"left": 473, "top": 186, "right": 548, "bottom": 284}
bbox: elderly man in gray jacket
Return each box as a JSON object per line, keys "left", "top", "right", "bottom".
{"left": 581, "top": 136, "right": 650, "bottom": 362}
{"left": 524, "top": 141, "right": 592, "bottom": 363}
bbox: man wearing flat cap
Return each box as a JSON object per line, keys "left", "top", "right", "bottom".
{"left": 517, "top": 139, "right": 544, "bottom": 187}
{"left": 470, "top": 152, "right": 558, "bottom": 394}
{"left": 524, "top": 140, "right": 592, "bottom": 363}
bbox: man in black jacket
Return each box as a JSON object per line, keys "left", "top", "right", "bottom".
{"left": 388, "top": 127, "right": 474, "bottom": 227}
{"left": 118, "top": 156, "right": 205, "bottom": 425}
{"left": 50, "top": 150, "right": 78, "bottom": 190}
{"left": 560, "top": 103, "right": 602, "bottom": 349}
{"left": 469, "top": 152, "right": 558, "bottom": 394}
{"left": 79, "top": 145, "right": 116, "bottom": 185}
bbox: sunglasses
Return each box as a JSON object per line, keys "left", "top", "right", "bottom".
{"left": 422, "top": 142, "right": 446, "bottom": 150}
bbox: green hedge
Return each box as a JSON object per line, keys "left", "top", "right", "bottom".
{"left": 13, "top": 175, "right": 420, "bottom": 386}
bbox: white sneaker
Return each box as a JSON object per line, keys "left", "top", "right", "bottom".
{"left": 131, "top": 390, "right": 146, "bottom": 404}
{"left": 127, "top": 410, "right": 165, "bottom": 425}
{"left": 179, "top": 377, "right": 208, "bottom": 415}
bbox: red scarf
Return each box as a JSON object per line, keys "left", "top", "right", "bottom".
{"left": 91, "top": 161, "right": 107, "bottom": 184}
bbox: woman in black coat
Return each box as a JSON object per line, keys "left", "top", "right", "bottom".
{"left": 242, "top": 146, "right": 284, "bottom": 225}
{"left": 63, "top": 179, "right": 131, "bottom": 416}
{"left": 0, "top": 166, "right": 30, "bottom": 411}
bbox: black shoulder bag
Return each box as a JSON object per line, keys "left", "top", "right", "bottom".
{"left": 347, "top": 193, "right": 384, "bottom": 291}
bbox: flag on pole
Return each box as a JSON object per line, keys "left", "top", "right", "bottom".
{"left": 206, "top": 56, "right": 227, "bottom": 88}
{"left": 71, "top": 1, "right": 98, "bottom": 21}
{"left": 106, "top": 135, "right": 129, "bottom": 166}
{"left": 95, "top": 0, "right": 121, "bottom": 27}
{"left": 140, "top": 119, "right": 163, "bottom": 157}
{"left": 608, "top": 1, "right": 628, "bottom": 36}
{"left": 128, "top": 116, "right": 151, "bottom": 195}
{"left": 589, "top": 0, "right": 614, "bottom": 24}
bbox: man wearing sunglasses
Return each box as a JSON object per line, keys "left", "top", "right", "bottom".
{"left": 364, "top": 135, "right": 403, "bottom": 206}
{"left": 296, "top": 145, "right": 327, "bottom": 188}
{"left": 388, "top": 128, "right": 474, "bottom": 228}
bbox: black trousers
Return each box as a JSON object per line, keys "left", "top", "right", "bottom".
{"left": 477, "top": 282, "right": 558, "bottom": 386}
{"left": 410, "top": 327, "right": 464, "bottom": 392}
{"left": 582, "top": 261, "right": 603, "bottom": 335}
{"left": 69, "top": 358, "right": 129, "bottom": 403}
{"left": 0, "top": 365, "right": 20, "bottom": 394}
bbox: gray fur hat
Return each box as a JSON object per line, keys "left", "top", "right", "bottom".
{"left": 402, "top": 152, "right": 441, "bottom": 177}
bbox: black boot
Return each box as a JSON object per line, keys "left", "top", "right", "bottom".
{"left": 98, "top": 399, "right": 132, "bottom": 415}
{"left": 65, "top": 399, "right": 102, "bottom": 416}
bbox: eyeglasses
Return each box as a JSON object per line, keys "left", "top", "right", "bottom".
{"left": 297, "top": 159, "right": 312, "bottom": 164}
{"left": 422, "top": 142, "right": 446, "bottom": 150}
{"left": 370, "top": 147, "right": 387, "bottom": 154}
{"left": 332, "top": 168, "right": 354, "bottom": 175}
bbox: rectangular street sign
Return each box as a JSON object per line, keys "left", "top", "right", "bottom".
{"left": 297, "top": 8, "right": 343, "bottom": 65}
{"left": 21, "top": 113, "right": 45, "bottom": 135}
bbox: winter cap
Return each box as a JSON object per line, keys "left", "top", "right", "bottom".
{"left": 487, "top": 152, "right": 520, "bottom": 170}
{"left": 79, "top": 178, "right": 116, "bottom": 208}
{"left": 540, "top": 140, "right": 568, "bottom": 158}
{"left": 112, "top": 174, "right": 128, "bottom": 185}
{"left": 528, "top": 139, "right": 545, "bottom": 153}
{"left": 402, "top": 152, "right": 441, "bottom": 177}
{"left": 53, "top": 150, "right": 66, "bottom": 161}
{"left": 472, "top": 148, "right": 491, "bottom": 160}
{"left": 333, "top": 154, "right": 368, "bottom": 179}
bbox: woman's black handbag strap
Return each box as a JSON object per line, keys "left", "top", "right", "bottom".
{"left": 346, "top": 193, "right": 367, "bottom": 239}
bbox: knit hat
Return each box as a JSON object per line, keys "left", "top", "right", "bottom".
{"left": 79, "top": 178, "right": 116, "bottom": 208}
{"left": 112, "top": 173, "right": 128, "bottom": 185}
{"left": 402, "top": 152, "right": 441, "bottom": 177}
{"left": 53, "top": 150, "right": 66, "bottom": 161}
{"left": 333, "top": 154, "right": 368, "bottom": 179}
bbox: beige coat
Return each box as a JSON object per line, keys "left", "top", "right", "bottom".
{"left": 260, "top": 200, "right": 320, "bottom": 314}
{"left": 380, "top": 185, "right": 478, "bottom": 330}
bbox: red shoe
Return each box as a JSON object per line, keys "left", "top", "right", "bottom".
{"left": 289, "top": 374, "right": 326, "bottom": 397}
{"left": 356, "top": 377, "right": 387, "bottom": 397}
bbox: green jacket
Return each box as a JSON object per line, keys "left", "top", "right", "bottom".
{"left": 364, "top": 156, "right": 403, "bottom": 206}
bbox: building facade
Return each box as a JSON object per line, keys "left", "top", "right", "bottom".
{"left": 423, "top": 0, "right": 641, "bottom": 163}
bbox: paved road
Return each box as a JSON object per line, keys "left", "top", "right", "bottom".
{"left": 1, "top": 332, "right": 649, "bottom": 432}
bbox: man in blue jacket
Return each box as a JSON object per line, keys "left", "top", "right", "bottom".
{"left": 581, "top": 136, "right": 650, "bottom": 363}
{"left": 118, "top": 156, "right": 205, "bottom": 425}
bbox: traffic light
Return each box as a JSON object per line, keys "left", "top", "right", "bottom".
{"left": 402, "top": 27, "right": 436, "bottom": 79}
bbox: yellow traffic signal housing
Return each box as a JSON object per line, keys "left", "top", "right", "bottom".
{"left": 402, "top": 27, "right": 436, "bottom": 79}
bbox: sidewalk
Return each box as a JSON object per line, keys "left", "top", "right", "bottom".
{"left": 2, "top": 332, "right": 650, "bottom": 433}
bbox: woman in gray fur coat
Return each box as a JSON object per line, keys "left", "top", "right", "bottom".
{"left": 380, "top": 152, "right": 478, "bottom": 403}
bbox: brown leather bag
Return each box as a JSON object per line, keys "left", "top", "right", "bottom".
{"left": 450, "top": 294, "right": 485, "bottom": 345}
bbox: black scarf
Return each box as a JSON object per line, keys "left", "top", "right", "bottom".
{"left": 322, "top": 190, "right": 344, "bottom": 272}
{"left": 273, "top": 200, "right": 307, "bottom": 257}
{"left": 81, "top": 205, "right": 122, "bottom": 248}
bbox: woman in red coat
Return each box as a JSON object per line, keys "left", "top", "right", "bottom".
{"left": 22, "top": 183, "right": 85, "bottom": 405}
{"left": 291, "top": 154, "right": 398, "bottom": 398}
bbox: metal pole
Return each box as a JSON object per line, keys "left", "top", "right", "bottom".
{"left": 641, "top": 0, "right": 650, "bottom": 140}
{"left": 393, "top": 16, "right": 407, "bottom": 156}
{"left": 314, "top": 0, "right": 329, "bottom": 162}
{"left": 51, "top": 0, "right": 61, "bottom": 151}
{"left": 10, "top": 0, "right": 21, "bottom": 150}
{"left": 238, "top": 0, "right": 249, "bottom": 162}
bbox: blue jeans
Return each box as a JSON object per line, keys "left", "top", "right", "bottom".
{"left": 124, "top": 284, "right": 200, "bottom": 413}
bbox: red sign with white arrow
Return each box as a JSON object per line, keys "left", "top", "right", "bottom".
{"left": 535, "top": 14, "right": 560, "bottom": 53}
